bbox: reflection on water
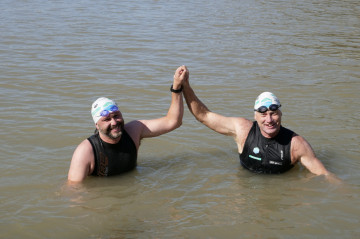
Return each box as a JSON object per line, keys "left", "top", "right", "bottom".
{"left": 1, "top": 0, "right": 359, "bottom": 238}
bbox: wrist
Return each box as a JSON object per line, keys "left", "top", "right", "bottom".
{"left": 170, "top": 84, "right": 183, "bottom": 93}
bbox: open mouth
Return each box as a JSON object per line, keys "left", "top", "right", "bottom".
{"left": 107, "top": 124, "right": 121, "bottom": 133}
{"left": 265, "top": 123, "right": 277, "bottom": 129}
{"left": 111, "top": 126, "right": 121, "bottom": 132}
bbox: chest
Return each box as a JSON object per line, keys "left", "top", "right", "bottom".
{"left": 248, "top": 140, "right": 289, "bottom": 165}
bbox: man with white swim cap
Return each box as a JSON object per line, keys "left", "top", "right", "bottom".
{"left": 68, "top": 66, "right": 188, "bottom": 183}
{"left": 181, "top": 66, "right": 336, "bottom": 177}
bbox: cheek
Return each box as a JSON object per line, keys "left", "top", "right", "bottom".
{"left": 254, "top": 113, "right": 261, "bottom": 121}
{"left": 96, "top": 122, "right": 109, "bottom": 130}
{"left": 274, "top": 116, "right": 281, "bottom": 124}
{"left": 254, "top": 116, "right": 263, "bottom": 125}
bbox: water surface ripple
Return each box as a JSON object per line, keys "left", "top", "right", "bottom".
{"left": 1, "top": 0, "right": 359, "bottom": 238}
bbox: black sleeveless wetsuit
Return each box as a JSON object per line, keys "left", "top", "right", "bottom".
{"left": 239, "top": 121, "right": 295, "bottom": 174}
{"left": 88, "top": 130, "right": 137, "bottom": 176}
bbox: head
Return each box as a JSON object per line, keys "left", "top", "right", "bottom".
{"left": 253, "top": 92, "right": 282, "bottom": 138}
{"left": 91, "top": 97, "right": 124, "bottom": 140}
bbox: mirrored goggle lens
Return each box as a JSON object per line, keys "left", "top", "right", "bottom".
{"left": 255, "top": 104, "right": 281, "bottom": 113}
{"left": 100, "top": 105, "right": 119, "bottom": 117}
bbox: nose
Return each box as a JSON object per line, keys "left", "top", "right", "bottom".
{"left": 110, "top": 117, "right": 118, "bottom": 125}
{"left": 265, "top": 114, "right": 273, "bottom": 123}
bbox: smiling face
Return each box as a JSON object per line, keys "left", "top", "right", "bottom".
{"left": 96, "top": 110, "right": 125, "bottom": 142}
{"left": 254, "top": 109, "right": 282, "bottom": 138}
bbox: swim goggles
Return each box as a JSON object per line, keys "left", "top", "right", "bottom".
{"left": 100, "top": 105, "right": 119, "bottom": 117}
{"left": 254, "top": 104, "right": 281, "bottom": 113}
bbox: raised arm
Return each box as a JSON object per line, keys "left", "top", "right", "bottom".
{"left": 182, "top": 70, "right": 251, "bottom": 138}
{"left": 125, "top": 66, "right": 187, "bottom": 144}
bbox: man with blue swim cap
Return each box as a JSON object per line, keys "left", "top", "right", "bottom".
{"left": 68, "top": 66, "right": 188, "bottom": 183}
{"left": 182, "top": 66, "right": 336, "bottom": 177}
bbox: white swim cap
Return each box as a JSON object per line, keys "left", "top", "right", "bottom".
{"left": 254, "top": 92, "right": 281, "bottom": 110}
{"left": 91, "top": 97, "right": 119, "bottom": 124}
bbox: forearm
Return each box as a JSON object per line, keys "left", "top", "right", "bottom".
{"left": 182, "top": 81, "right": 210, "bottom": 123}
{"left": 306, "top": 159, "right": 330, "bottom": 176}
{"left": 305, "top": 159, "right": 342, "bottom": 183}
{"left": 166, "top": 89, "right": 184, "bottom": 128}
{"left": 165, "top": 65, "right": 187, "bottom": 127}
{"left": 137, "top": 66, "right": 187, "bottom": 139}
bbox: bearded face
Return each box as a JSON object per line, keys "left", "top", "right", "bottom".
{"left": 96, "top": 111, "right": 125, "bottom": 140}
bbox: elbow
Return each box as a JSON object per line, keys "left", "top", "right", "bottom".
{"left": 196, "top": 115, "right": 208, "bottom": 125}
{"left": 174, "top": 119, "right": 182, "bottom": 129}
{"left": 192, "top": 111, "right": 208, "bottom": 125}
{"left": 197, "top": 117, "right": 205, "bottom": 124}
{"left": 67, "top": 169, "right": 87, "bottom": 184}
{"left": 67, "top": 176, "right": 84, "bottom": 184}
{"left": 169, "top": 119, "right": 182, "bottom": 131}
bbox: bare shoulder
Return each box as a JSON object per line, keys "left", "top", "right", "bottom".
{"left": 290, "top": 134, "right": 332, "bottom": 176}
{"left": 235, "top": 117, "right": 253, "bottom": 129}
{"left": 232, "top": 117, "right": 253, "bottom": 150}
{"left": 291, "top": 134, "right": 312, "bottom": 151}
{"left": 204, "top": 112, "right": 252, "bottom": 137}
{"left": 233, "top": 117, "right": 253, "bottom": 137}
{"left": 291, "top": 134, "right": 315, "bottom": 163}
{"left": 71, "top": 139, "right": 94, "bottom": 166}
{"left": 68, "top": 139, "right": 94, "bottom": 182}
{"left": 74, "top": 139, "right": 94, "bottom": 156}
{"left": 124, "top": 120, "right": 144, "bottom": 149}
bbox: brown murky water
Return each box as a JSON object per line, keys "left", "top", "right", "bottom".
{"left": 1, "top": 0, "right": 359, "bottom": 238}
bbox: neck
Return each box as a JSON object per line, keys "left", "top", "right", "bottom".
{"left": 260, "top": 131, "right": 278, "bottom": 139}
